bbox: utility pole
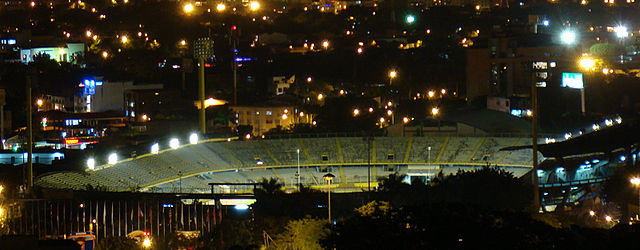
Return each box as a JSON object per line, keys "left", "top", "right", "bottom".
{"left": 26, "top": 73, "right": 33, "bottom": 192}
{"left": 0, "top": 89, "right": 5, "bottom": 149}
{"left": 531, "top": 67, "right": 540, "bottom": 211}
{"left": 198, "top": 57, "right": 205, "bottom": 134}
{"left": 231, "top": 27, "right": 238, "bottom": 105}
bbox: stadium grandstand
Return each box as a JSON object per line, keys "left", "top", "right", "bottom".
{"left": 35, "top": 136, "right": 540, "bottom": 193}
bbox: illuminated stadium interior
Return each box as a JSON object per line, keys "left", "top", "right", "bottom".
{"left": 35, "top": 136, "right": 540, "bottom": 193}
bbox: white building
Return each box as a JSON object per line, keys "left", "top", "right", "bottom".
{"left": 20, "top": 43, "right": 84, "bottom": 65}
{"left": 76, "top": 78, "right": 162, "bottom": 119}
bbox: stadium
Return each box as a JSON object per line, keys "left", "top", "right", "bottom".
{"left": 35, "top": 135, "right": 539, "bottom": 193}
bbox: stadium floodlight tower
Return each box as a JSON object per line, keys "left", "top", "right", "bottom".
{"left": 151, "top": 143, "right": 159, "bottom": 154}
{"left": 87, "top": 158, "right": 95, "bottom": 170}
{"left": 169, "top": 138, "right": 180, "bottom": 149}
{"left": 189, "top": 133, "right": 199, "bottom": 144}
{"left": 107, "top": 153, "right": 118, "bottom": 165}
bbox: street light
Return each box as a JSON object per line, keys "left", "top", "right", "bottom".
{"left": 405, "top": 15, "right": 415, "bottom": 24}
{"left": 101, "top": 51, "right": 108, "bottom": 59}
{"left": 183, "top": 3, "right": 194, "bottom": 13}
{"left": 323, "top": 173, "right": 335, "bottom": 222}
{"left": 353, "top": 108, "right": 360, "bottom": 116}
{"left": 560, "top": 30, "right": 576, "bottom": 45}
{"left": 216, "top": 3, "right": 226, "bottom": 11}
{"left": 615, "top": 26, "right": 629, "bottom": 38}
{"left": 389, "top": 70, "right": 397, "bottom": 85}
{"left": 631, "top": 177, "right": 640, "bottom": 217}
{"left": 120, "top": 35, "right": 128, "bottom": 44}
{"left": 322, "top": 40, "right": 329, "bottom": 49}
{"left": 249, "top": 1, "right": 260, "bottom": 11}
{"left": 431, "top": 107, "right": 439, "bottom": 116}
{"left": 579, "top": 58, "right": 595, "bottom": 71}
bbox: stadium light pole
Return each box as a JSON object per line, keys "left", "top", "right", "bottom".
{"left": 427, "top": 146, "right": 431, "bottom": 164}
{"left": 296, "top": 149, "right": 301, "bottom": 188}
{"left": 178, "top": 170, "right": 183, "bottom": 193}
{"left": 631, "top": 177, "right": 640, "bottom": 217}
{"left": 323, "top": 173, "right": 335, "bottom": 223}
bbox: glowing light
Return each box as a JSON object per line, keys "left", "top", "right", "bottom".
{"left": 245, "top": 134, "right": 251, "bottom": 140}
{"left": 317, "top": 93, "right": 324, "bottom": 101}
{"left": 281, "top": 114, "right": 288, "bottom": 119}
{"left": 151, "top": 143, "right": 159, "bottom": 154}
{"left": 431, "top": 107, "right": 439, "bottom": 116}
{"left": 389, "top": 70, "right": 397, "bottom": 79}
{"left": 216, "top": 3, "right": 226, "bottom": 11}
{"left": 560, "top": 30, "right": 576, "bottom": 44}
{"left": 405, "top": 15, "right": 415, "bottom": 24}
{"left": 306, "top": 77, "right": 312, "bottom": 83}
{"left": 353, "top": 108, "right": 360, "bottom": 116}
{"left": 631, "top": 177, "right": 640, "bottom": 185}
{"left": 403, "top": 117, "right": 409, "bottom": 123}
{"left": 579, "top": 58, "right": 595, "bottom": 70}
{"left": 249, "top": 1, "right": 260, "bottom": 11}
{"left": 202, "top": 97, "right": 228, "bottom": 109}
{"left": 322, "top": 40, "right": 329, "bottom": 49}
{"left": 387, "top": 110, "right": 393, "bottom": 116}
{"left": 379, "top": 117, "right": 385, "bottom": 123}
{"left": 234, "top": 204, "right": 249, "bottom": 210}
{"left": 368, "top": 107, "right": 374, "bottom": 113}
{"left": 143, "top": 238, "right": 151, "bottom": 248}
{"left": 107, "top": 153, "right": 118, "bottom": 165}
{"left": 441, "top": 88, "right": 447, "bottom": 95}
{"left": 605, "top": 119, "right": 613, "bottom": 126}
{"left": 589, "top": 210, "right": 595, "bottom": 216}
{"left": 102, "top": 51, "right": 109, "bottom": 58}
{"left": 85, "top": 30, "right": 92, "bottom": 37}
{"left": 615, "top": 26, "right": 629, "bottom": 38}
{"left": 87, "top": 158, "right": 95, "bottom": 170}
{"left": 189, "top": 133, "right": 199, "bottom": 144}
{"left": 428, "top": 90, "right": 435, "bottom": 98}
{"left": 180, "top": 39, "right": 187, "bottom": 46}
{"left": 36, "top": 99, "right": 43, "bottom": 107}
{"left": 169, "top": 138, "right": 180, "bottom": 149}
{"left": 605, "top": 215, "right": 612, "bottom": 222}
{"left": 121, "top": 35, "right": 128, "bottom": 44}
{"left": 183, "top": 3, "right": 194, "bottom": 13}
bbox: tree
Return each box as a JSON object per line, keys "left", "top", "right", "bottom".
{"left": 271, "top": 217, "right": 329, "bottom": 250}
{"left": 603, "top": 164, "right": 640, "bottom": 223}
{"left": 427, "top": 167, "right": 533, "bottom": 211}
{"left": 255, "top": 178, "right": 284, "bottom": 196}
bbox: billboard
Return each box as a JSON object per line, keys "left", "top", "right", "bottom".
{"left": 561, "top": 73, "right": 584, "bottom": 89}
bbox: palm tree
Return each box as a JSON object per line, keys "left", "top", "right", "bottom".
{"left": 255, "top": 177, "right": 284, "bottom": 196}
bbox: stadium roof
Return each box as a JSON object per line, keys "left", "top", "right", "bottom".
{"left": 504, "top": 120, "right": 640, "bottom": 158}
{"left": 444, "top": 109, "right": 532, "bottom": 134}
